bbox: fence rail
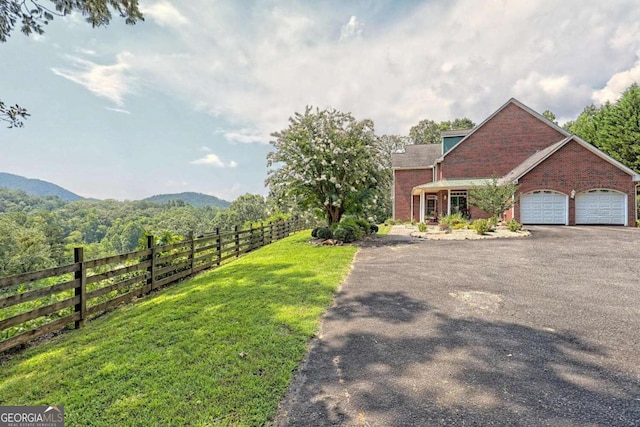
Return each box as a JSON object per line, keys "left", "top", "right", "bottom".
{"left": 0, "top": 219, "right": 304, "bottom": 354}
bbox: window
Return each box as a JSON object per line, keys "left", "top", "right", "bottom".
{"left": 450, "top": 190, "right": 468, "bottom": 216}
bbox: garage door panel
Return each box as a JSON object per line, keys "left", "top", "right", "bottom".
{"left": 576, "top": 190, "right": 625, "bottom": 225}
{"left": 521, "top": 191, "right": 567, "bottom": 224}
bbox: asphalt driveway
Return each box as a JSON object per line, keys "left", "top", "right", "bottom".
{"left": 274, "top": 226, "right": 640, "bottom": 426}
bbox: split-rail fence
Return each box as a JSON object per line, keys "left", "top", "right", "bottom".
{"left": 0, "top": 219, "right": 304, "bottom": 354}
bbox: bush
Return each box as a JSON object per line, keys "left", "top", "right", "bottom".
{"left": 507, "top": 219, "right": 522, "bottom": 232}
{"left": 340, "top": 218, "right": 365, "bottom": 240}
{"left": 473, "top": 218, "right": 489, "bottom": 235}
{"left": 316, "top": 227, "right": 332, "bottom": 240}
{"left": 384, "top": 218, "right": 395, "bottom": 226}
{"left": 354, "top": 218, "right": 371, "bottom": 235}
{"left": 370, "top": 224, "right": 379, "bottom": 234}
{"left": 417, "top": 222, "right": 427, "bottom": 232}
{"left": 333, "top": 225, "right": 356, "bottom": 243}
{"left": 311, "top": 227, "right": 320, "bottom": 238}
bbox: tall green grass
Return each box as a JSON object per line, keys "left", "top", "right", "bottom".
{"left": 0, "top": 231, "right": 357, "bottom": 426}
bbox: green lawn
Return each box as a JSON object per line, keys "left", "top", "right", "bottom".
{"left": 0, "top": 231, "right": 357, "bottom": 426}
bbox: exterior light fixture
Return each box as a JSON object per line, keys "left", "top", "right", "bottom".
{"left": 570, "top": 189, "right": 576, "bottom": 199}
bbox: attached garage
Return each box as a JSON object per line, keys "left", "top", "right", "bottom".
{"left": 520, "top": 190, "right": 568, "bottom": 225}
{"left": 576, "top": 189, "right": 626, "bottom": 225}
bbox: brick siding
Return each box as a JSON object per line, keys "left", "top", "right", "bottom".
{"left": 394, "top": 168, "right": 432, "bottom": 221}
{"left": 515, "top": 139, "right": 637, "bottom": 225}
{"left": 441, "top": 103, "right": 566, "bottom": 179}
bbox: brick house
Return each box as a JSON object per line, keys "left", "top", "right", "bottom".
{"left": 392, "top": 98, "right": 640, "bottom": 226}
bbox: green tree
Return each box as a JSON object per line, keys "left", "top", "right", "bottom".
{"left": 377, "top": 134, "right": 408, "bottom": 169}
{"left": 266, "top": 107, "right": 386, "bottom": 225}
{"left": 596, "top": 84, "right": 640, "bottom": 172}
{"left": 1, "top": 0, "right": 144, "bottom": 127}
{"left": 439, "top": 117, "right": 476, "bottom": 131}
{"left": 542, "top": 110, "right": 558, "bottom": 124}
{"left": 567, "top": 103, "right": 606, "bottom": 144}
{"left": 409, "top": 119, "right": 440, "bottom": 144}
{"left": 468, "top": 177, "right": 519, "bottom": 219}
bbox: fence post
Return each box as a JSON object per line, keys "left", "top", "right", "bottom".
{"left": 249, "top": 224, "right": 254, "bottom": 252}
{"left": 189, "top": 231, "right": 195, "bottom": 275}
{"left": 234, "top": 225, "right": 240, "bottom": 257}
{"left": 215, "top": 228, "right": 221, "bottom": 266}
{"left": 147, "top": 235, "right": 156, "bottom": 292}
{"left": 74, "top": 247, "right": 86, "bottom": 329}
{"left": 260, "top": 222, "right": 265, "bottom": 248}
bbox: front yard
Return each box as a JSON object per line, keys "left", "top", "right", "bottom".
{"left": 0, "top": 232, "right": 357, "bottom": 426}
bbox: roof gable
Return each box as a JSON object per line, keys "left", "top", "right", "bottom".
{"left": 439, "top": 98, "right": 571, "bottom": 161}
{"left": 504, "top": 135, "right": 640, "bottom": 182}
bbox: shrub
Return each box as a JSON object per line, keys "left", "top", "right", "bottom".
{"left": 358, "top": 219, "right": 372, "bottom": 234}
{"left": 333, "top": 225, "right": 356, "bottom": 243}
{"left": 507, "top": 219, "right": 522, "bottom": 232}
{"left": 311, "top": 227, "right": 320, "bottom": 238}
{"left": 340, "top": 218, "right": 365, "bottom": 240}
{"left": 370, "top": 224, "right": 379, "bottom": 234}
{"left": 452, "top": 221, "right": 469, "bottom": 230}
{"left": 473, "top": 218, "right": 489, "bottom": 235}
{"left": 417, "top": 222, "right": 427, "bottom": 232}
{"left": 316, "top": 227, "right": 332, "bottom": 240}
{"left": 384, "top": 218, "right": 395, "bottom": 226}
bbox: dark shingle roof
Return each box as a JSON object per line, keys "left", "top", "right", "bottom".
{"left": 392, "top": 144, "right": 442, "bottom": 169}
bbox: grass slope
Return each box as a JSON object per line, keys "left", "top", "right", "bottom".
{"left": 0, "top": 232, "right": 357, "bottom": 426}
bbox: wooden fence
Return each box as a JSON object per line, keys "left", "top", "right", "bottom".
{"left": 0, "top": 219, "right": 304, "bottom": 354}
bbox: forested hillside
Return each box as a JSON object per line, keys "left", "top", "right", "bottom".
{"left": 143, "top": 192, "right": 231, "bottom": 208}
{"left": 0, "top": 189, "right": 275, "bottom": 277}
{"left": 0, "top": 173, "right": 85, "bottom": 201}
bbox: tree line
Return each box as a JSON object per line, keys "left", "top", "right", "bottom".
{"left": 0, "top": 189, "right": 278, "bottom": 277}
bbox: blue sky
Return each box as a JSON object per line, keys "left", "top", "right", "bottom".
{"left": 1, "top": 0, "right": 639, "bottom": 201}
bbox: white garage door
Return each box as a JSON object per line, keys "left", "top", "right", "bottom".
{"left": 520, "top": 191, "right": 567, "bottom": 224}
{"left": 576, "top": 190, "right": 626, "bottom": 225}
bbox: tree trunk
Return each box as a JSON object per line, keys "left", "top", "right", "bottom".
{"left": 326, "top": 206, "right": 342, "bottom": 226}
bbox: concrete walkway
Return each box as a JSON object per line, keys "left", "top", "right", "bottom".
{"left": 273, "top": 226, "right": 640, "bottom": 426}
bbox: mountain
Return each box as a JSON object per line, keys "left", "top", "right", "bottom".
{"left": 0, "top": 172, "right": 85, "bottom": 202}
{"left": 143, "top": 192, "right": 231, "bottom": 208}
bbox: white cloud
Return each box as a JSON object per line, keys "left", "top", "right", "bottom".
{"left": 108, "top": 1, "right": 640, "bottom": 137}
{"left": 105, "top": 107, "right": 131, "bottom": 114}
{"left": 190, "top": 153, "right": 237, "bottom": 168}
{"left": 51, "top": 52, "right": 135, "bottom": 106}
{"left": 593, "top": 56, "right": 640, "bottom": 104}
{"left": 340, "top": 16, "right": 363, "bottom": 40}
{"left": 200, "top": 146, "right": 212, "bottom": 152}
{"left": 140, "top": 1, "right": 189, "bottom": 28}
{"left": 223, "top": 129, "right": 271, "bottom": 144}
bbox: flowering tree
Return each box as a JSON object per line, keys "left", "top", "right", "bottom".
{"left": 266, "top": 107, "right": 387, "bottom": 225}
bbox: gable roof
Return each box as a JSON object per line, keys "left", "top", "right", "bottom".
{"left": 436, "top": 98, "right": 571, "bottom": 162}
{"left": 503, "top": 135, "right": 640, "bottom": 182}
{"left": 392, "top": 144, "right": 442, "bottom": 169}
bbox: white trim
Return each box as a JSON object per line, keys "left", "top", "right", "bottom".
{"left": 410, "top": 193, "right": 414, "bottom": 222}
{"left": 447, "top": 189, "right": 451, "bottom": 215}
{"left": 392, "top": 166, "right": 434, "bottom": 171}
{"left": 419, "top": 192, "right": 425, "bottom": 223}
{"left": 392, "top": 171, "right": 396, "bottom": 219}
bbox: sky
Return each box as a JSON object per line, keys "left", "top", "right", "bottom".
{"left": 1, "top": 0, "right": 640, "bottom": 202}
